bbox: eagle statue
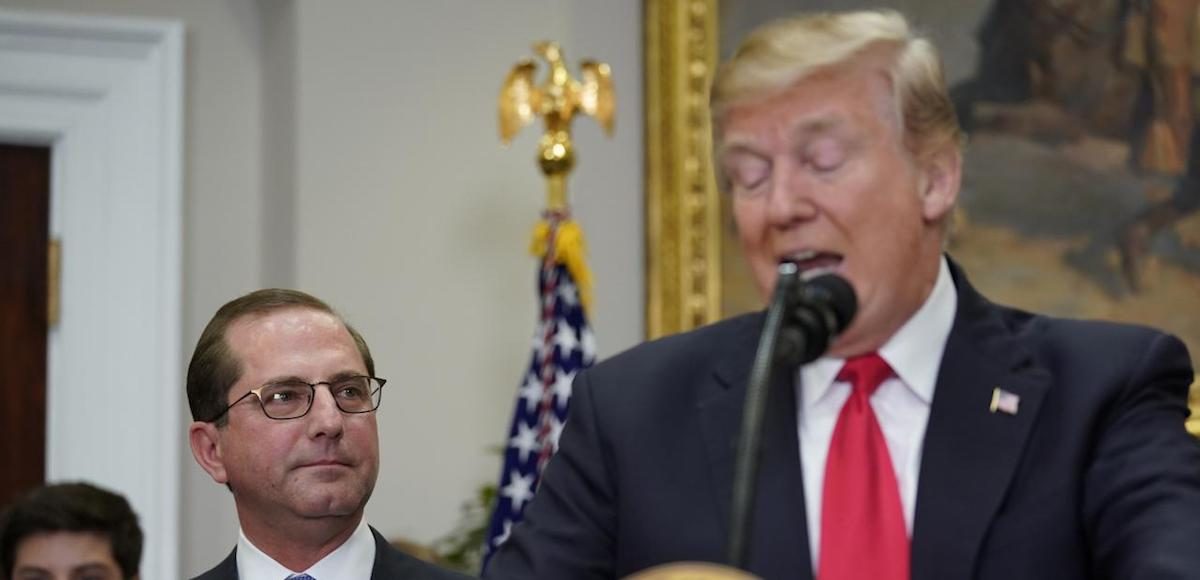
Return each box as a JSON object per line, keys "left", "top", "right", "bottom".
{"left": 498, "top": 41, "right": 615, "bottom": 188}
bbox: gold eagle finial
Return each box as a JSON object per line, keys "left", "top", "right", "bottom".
{"left": 498, "top": 41, "right": 615, "bottom": 211}
{"left": 499, "top": 41, "right": 615, "bottom": 144}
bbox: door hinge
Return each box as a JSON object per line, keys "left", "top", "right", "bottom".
{"left": 48, "top": 238, "right": 60, "bottom": 328}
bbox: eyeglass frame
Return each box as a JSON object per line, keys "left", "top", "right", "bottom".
{"left": 204, "top": 375, "right": 386, "bottom": 423}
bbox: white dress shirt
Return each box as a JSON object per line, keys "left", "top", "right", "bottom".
{"left": 797, "top": 257, "right": 956, "bottom": 570}
{"left": 236, "top": 516, "right": 376, "bottom": 580}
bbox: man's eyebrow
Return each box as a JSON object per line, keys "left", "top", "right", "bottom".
{"left": 12, "top": 565, "right": 51, "bottom": 577}
{"left": 261, "top": 374, "right": 309, "bottom": 385}
{"left": 718, "top": 114, "right": 849, "bottom": 158}
{"left": 715, "top": 141, "right": 768, "bottom": 161}
{"left": 262, "top": 370, "right": 366, "bottom": 385}
{"left": 789, "top": 115, "right": 847, "bottom": 140}
{"left": 72, "top": 562, "right": 117, "bottom": 574}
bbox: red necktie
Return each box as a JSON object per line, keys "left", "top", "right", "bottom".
{"left": 818, "top": 353, "right": 909, "bottom": 580}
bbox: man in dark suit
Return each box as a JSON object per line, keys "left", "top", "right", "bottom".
{"left": 485, "top": 9, "right": 1200, "bottom": 580}
{"left": 187, "top": 289, "right": 468, "bottom": 580}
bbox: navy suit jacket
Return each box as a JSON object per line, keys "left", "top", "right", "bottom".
{"left": 190, "top": 526, "right": 470, "bottom": 580}
{"left": 486, "top": 261, "right": 1200, "bottom": 579}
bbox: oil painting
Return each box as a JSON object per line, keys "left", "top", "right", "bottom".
{"left": 644, "top": 0, "right": 1200, "bottom": 429}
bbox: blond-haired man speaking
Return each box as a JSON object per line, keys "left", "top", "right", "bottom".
{"left": 486, "top": 10, "right": 1200, "bottom": 580}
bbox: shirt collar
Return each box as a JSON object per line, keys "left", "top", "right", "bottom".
{"left": 236, "top": 517, "right": 376, "bottom": 580}
{"left": 800, "top": 256, "right": 957, "bottom": 407}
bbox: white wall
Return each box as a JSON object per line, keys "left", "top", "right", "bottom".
{"left": 0, "top": 0, "right": 265, "bottom": 573}
{"left": 289, "top": 0, "right": 643, "bottom": 550}
{"left": 0, "top": 0, "right": 643, "bottom": 574}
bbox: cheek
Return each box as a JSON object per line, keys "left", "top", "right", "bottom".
{"left": 731, "top": 200, "right": 766, "bottom": 245}
{"left": 226, "top": 426, "right": 296, "bottom": 476}
{"left": 349, "top": 417, "right": 380, "bottom": 458}
{"left": 733, "top": 208, "right": 776, "bottom": 282}
{"left": 730, "top": 201, "right": 777, "bottom": 297}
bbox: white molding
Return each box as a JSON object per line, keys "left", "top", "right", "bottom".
{"left": 0, "top": 9, "right": 183, "bottom": 579}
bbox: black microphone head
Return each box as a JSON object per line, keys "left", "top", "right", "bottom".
{"left": 774, "top": 273, "right": 858, "bottom": 368}
{"left": 800, "top": 273, "right": 857, "bottom": 334}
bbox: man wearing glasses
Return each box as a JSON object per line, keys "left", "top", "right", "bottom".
{"left": 186, "top": 289, "right": 467, "bottom": 580}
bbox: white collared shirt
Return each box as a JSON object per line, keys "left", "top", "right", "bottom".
{"left": 236, "top": 517, "right": 376, "bottom": 580}
{"left": 797, "top": 257, "right": 957, "bottom": 570}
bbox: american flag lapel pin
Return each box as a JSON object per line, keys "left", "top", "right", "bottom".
{"left": 990, "top": 387, "right": 1020, "bottom": 415}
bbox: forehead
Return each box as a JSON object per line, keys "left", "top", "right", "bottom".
{"left": 718, "top": 62, "right": 899, "bottom": 146}
{"left": 225, "top": 307, "right": 363, "bottom": 375}
{"left": 14, "top": 531, "right": 119, "bottom": 570}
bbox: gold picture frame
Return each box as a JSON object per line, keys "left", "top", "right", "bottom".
{"left": 642, "top": 0, "right": 1199, "bottom": 435}
{"left": 644, "top": 0, "right": 721, "bottom": 340}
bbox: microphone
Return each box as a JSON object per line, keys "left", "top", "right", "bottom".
{"left": 775, "top": 272, "right": 857, "bottom": 368}
{"left": 726, "top": 263, "right": 857, "bottom": 570}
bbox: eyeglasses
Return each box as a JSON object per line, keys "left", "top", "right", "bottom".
{"left": 206, "top": 375, "right": 386, "bottom": 422}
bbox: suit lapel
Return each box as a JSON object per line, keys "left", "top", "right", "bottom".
{"left": 699, "top": 314, "right": 813, "bottom": 579}
{"left": 370, "top": 526, "right": 388, "bottom": 577}
{"left": 192, "top": 547, "right": 238, "bottom": 580}
{"left": 910, "top": 262, "right": 1049, "bottom": 579}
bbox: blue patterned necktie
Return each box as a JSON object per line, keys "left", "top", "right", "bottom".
{"left": 286, "top": 575, "right": 315, "bottom": 580}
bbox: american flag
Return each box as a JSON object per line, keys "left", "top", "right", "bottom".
{"left": 990, "top": 387, "right": 1020, "bottom": 416}
{"left": 483, "top": 220, "right": 596, "bottom": 566}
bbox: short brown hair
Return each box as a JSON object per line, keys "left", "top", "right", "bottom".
{"left": 186, "top": 288, "right": 375, "bottom": 425}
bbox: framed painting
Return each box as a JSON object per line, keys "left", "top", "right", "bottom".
{"left": 644, "top": 0, "right": 1200, "bottom": 434}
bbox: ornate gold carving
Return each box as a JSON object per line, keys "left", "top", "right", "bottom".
{"left": 645, "top": 0, "right": 720, "bottom": 339}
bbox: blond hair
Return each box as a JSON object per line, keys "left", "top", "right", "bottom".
{"left": 711, "top": 10, "right": 962, "bottom": 162}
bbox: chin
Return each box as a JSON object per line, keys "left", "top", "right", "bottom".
{"left": 827, "top": 314, "right": 886, "bottom": 358}
{"left": 297, "top": 492, "right": 368, "bottom": 518}
{"left": 294, "top": 481, "right": 372, "bottom": 517}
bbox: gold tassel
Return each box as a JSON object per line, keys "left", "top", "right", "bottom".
{"left": 530, "top": 219, "right": 594, "bottom": 316}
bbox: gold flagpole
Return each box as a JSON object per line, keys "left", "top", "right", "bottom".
{"left": 498, "top": 37, "right": 755, "bottom": 580}
{"left": 498, "top": 40, "right": 615, "bottom": 315}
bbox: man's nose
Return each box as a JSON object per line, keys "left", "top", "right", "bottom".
{"left": 306, "top": 385, "right": 345, "bottom": 438}
{"left": 765, "top": 161, "right": 817, "bottom": 226}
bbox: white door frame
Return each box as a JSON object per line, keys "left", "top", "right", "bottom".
{"left": 0, "top": 9, "right": 183, "bottom": 578}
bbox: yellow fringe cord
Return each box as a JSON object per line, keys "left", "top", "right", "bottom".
{"left": 530, "top": 219, "right": 594, "bottom": 317}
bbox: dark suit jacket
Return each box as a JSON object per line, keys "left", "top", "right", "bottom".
{"left": 485, "top": 261, "right": 1200, "bottom": 579}
{"left": 190, "top": 526, "right": 470, "bottom": 580}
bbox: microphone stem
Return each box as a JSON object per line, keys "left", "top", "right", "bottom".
{"left": 727, "top": 263, "right": 802, "bottom": 569}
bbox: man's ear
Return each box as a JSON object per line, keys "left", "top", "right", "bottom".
{"left": 189, "top": 421, "right": 229, "bottom": 484}
{"left": 918, "top": 145, "right": 962, "bottom": 223}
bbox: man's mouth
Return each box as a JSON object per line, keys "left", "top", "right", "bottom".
{"left": 299, "top": 458, "right": 351, "bottom": 468}
{"left": 781, "top": 250, "right": 843, "bottom": 278}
